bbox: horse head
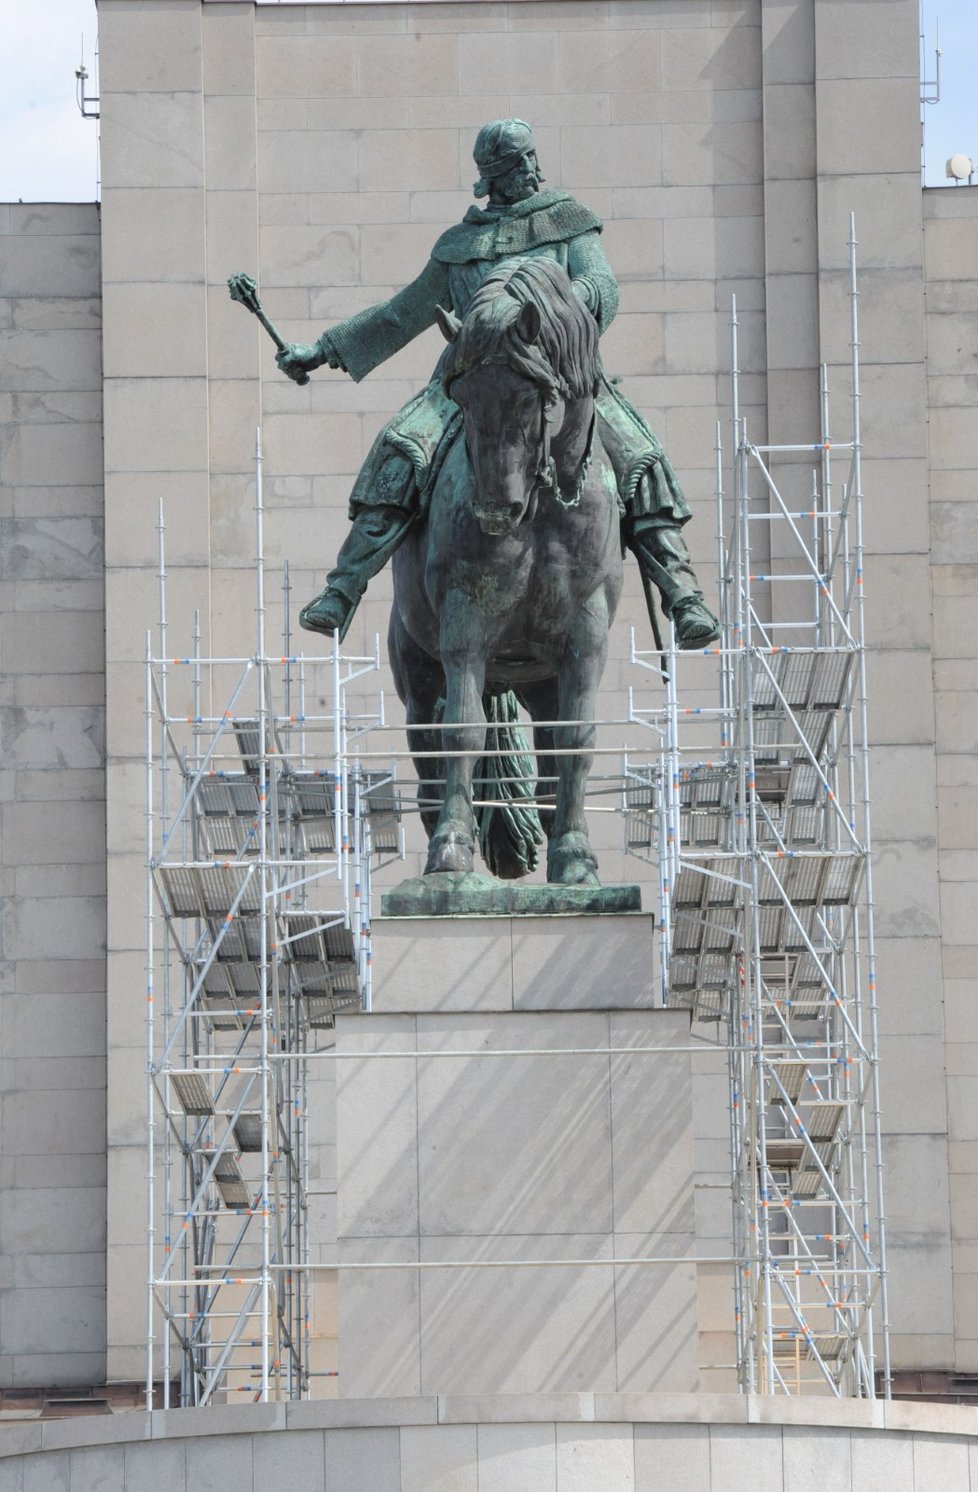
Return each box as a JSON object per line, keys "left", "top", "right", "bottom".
{"left": 437, "top": 259, "right": 599, "bottom": 538}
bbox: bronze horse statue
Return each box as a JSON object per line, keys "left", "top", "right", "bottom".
{"left": 388, "top": 257, "right": 622, "bottom": 887}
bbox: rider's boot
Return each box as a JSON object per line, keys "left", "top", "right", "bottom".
{"left": 625, "top": 518, "right": 721, "bottom": 649}
{"left": 300, "top": 503, "right": 414, "bottom": 641}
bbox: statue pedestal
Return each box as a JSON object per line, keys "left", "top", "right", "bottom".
{"left": 380, "top": 871, "right": 641, "bottom": 918}
{"left": 334, "top": 912, "right": 699, "bottom": 1397}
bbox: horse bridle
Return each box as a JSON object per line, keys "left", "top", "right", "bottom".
{"left": 447, "top": 353, "right": 595, "bottom": 512}
{"left": 536, "top": 392, "right": 595, "bottom": 511}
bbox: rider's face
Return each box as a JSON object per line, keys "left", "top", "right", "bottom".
{"left": 490, "top": 151, "right": 543, "bottom": 205}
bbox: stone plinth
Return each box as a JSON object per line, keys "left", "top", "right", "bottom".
{"left": 380, "top": 872, "right": 641, "bottom": 918}
{"left": 336, "top": 912, "right": 697, "bottom": 1398}
{"left": 369, "top": 911, "right": 657, "bottom": 1013}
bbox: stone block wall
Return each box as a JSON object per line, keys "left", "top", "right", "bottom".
{"left": 924, "top": 184, "right": 978, "bottom": 1374}
{"left": 807, "top": 0, "right": 953, "bottom": 1373}
{"left": 0, "top": 204, "right": 107, "bottom": 1387}
{"left": 97, "top": 0, "right": 773, "bottom": 1383}
{"left": 335, "top": 998, "right": 696, "bottom": 1397}
{"left": 64, "top": 0, "right": 973, "bottom": 1390}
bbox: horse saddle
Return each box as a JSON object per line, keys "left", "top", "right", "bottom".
{"left": 349, "top": 371, "right": 692, "bottom": 528}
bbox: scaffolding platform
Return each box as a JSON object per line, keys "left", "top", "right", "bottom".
{"left": 624, "top": 221, "right": 888, "bottom": 1398}
{"left": 146, "top": 448, "right": 398, "bottom": 1407}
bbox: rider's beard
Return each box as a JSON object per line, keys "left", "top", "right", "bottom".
{"left": 492, "top": 160, "right": 544, "bottom": 205}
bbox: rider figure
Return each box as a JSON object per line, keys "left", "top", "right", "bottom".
{"left": 277, "top": 119, "right": 720, "bottom": 650}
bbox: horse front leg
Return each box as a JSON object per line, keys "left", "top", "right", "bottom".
{"left": 424, "top": 609, "right": 487, "bottom": 876}
{"left": 388, "top": 605, "right": 446, "bottom": 839}
{"left": 548, "top": 594, "right": 610, "bottom": 887}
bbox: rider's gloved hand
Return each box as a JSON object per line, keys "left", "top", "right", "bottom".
{"left": 276, "top": 343, "right": 325, "bottom": 382}
{"left": 570, "top": 276, "right": 599, "bottom": 318}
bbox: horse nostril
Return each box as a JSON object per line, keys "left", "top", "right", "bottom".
{"left": 508, "top": 502, "right": 522, "bottom": 522}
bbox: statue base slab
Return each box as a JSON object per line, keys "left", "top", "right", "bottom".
{"left": 381, "top": 871, "right": 641, "bottom": 918}
{"left": 336, "top": 912, "right": 697, "bottom": 1397}
{"left": 336, "top": 1004, "right": 697, "bottom": 1398}
{"left": 370, "top": 910, "right": 656, "bottom": 1013}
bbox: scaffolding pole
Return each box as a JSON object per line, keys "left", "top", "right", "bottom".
{"left": 145, "top": 427, "right": 394, "bottom": 1405}
{"left": 626, "top": 222, "right": 889, "bottom": 1396}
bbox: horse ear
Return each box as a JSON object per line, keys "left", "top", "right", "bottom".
{"left": 517, "top": 300, "right": 542, "bottom": 345}
{"left": 435, "top": 305, "right": 462, "bottom": 343}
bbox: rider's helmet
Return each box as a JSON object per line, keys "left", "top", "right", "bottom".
{"left": 472, "top": 119, "right": 539, "bottom": 197}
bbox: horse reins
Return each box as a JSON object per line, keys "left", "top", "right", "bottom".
{"left": 536, "top": 395, "right": 596, "bottom": 511}
{"left": 447, "top": 352, "right": 596, "bottom": 513}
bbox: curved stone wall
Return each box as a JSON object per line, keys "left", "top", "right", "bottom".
{"left": 0, "top": 1394, "right": 975, "bottom": 1490}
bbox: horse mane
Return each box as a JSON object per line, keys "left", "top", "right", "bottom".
{"left": 442, "top": 257, "right": 600, "bottom": 402}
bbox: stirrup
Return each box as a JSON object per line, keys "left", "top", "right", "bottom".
{"left": 299, "top": 587, "right": 354, "bottom": 636}
{"left": 671, "top": 596, "right": 721, "bottom": 650}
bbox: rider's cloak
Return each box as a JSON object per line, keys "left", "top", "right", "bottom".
{"left": 323, "top": 188, "right": 692, "bottom": 531}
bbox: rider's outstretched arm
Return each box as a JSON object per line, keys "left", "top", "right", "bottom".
{"left": 323, "top": 258, "right": 453, "bottom": 383}
{"left": 277, "top": 258, "right": 453, "bottom": 385}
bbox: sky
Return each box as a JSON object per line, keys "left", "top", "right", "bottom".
{"left": 919, "top": 0, "right": 978, "bottom": 182}
{"left": 0, "top": 0, "right": 975, "bottom": 202}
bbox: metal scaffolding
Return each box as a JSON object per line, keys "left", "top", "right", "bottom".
{"left": 625, "top": 218, "right": 890, "bottom": 1395}
{"left": 145, "top": 222, "right": 888, "bottom": 1405}
{"left": 145, "top": 435, "right": 399, "bottom": 1406}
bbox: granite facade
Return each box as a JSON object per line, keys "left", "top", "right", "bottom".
{"left": 0, "top": 204, "right": 107, "bottom": 1387}
{"left": 1, "top": 0, "right": 976, "bottom": 1399}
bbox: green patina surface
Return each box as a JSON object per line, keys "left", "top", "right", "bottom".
{"left": 228, "top": 118, "right": 721, "bottom": 907}
{"left": 381, "top": 873, "right": 641, "bottom": 919}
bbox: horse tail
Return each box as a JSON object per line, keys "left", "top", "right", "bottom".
{"left": 475, "top": 691, "right": 545, "bottom": 880}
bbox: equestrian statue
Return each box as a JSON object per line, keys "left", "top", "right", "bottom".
{"left": 266, "top": 120, "right": 720, "bottom": 888}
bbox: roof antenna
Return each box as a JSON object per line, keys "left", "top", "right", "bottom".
{"left": 920, "top": 8, "right": 941, "bottom": 178}
{"left": 75, "top": 34, "right": 99, "bottom": 120}
{"left": 946, "top": 154, "right": 975, "bottom": 185}
{"left": 921, "top": 12, "right": 941, "bottom": 107}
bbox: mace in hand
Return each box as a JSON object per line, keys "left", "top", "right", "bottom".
{"left": 227, "top": 271, "right": 310, "bottom": 386}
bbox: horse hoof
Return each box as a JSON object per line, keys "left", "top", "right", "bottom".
{"left": 547, "top": 834, "right": 600, "bottom": 887}
{"left": 550, "top": 859, "right": 601, "bottom": 887}
{"left": 425, "top": 831, "right": 475, "bottom": 876}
